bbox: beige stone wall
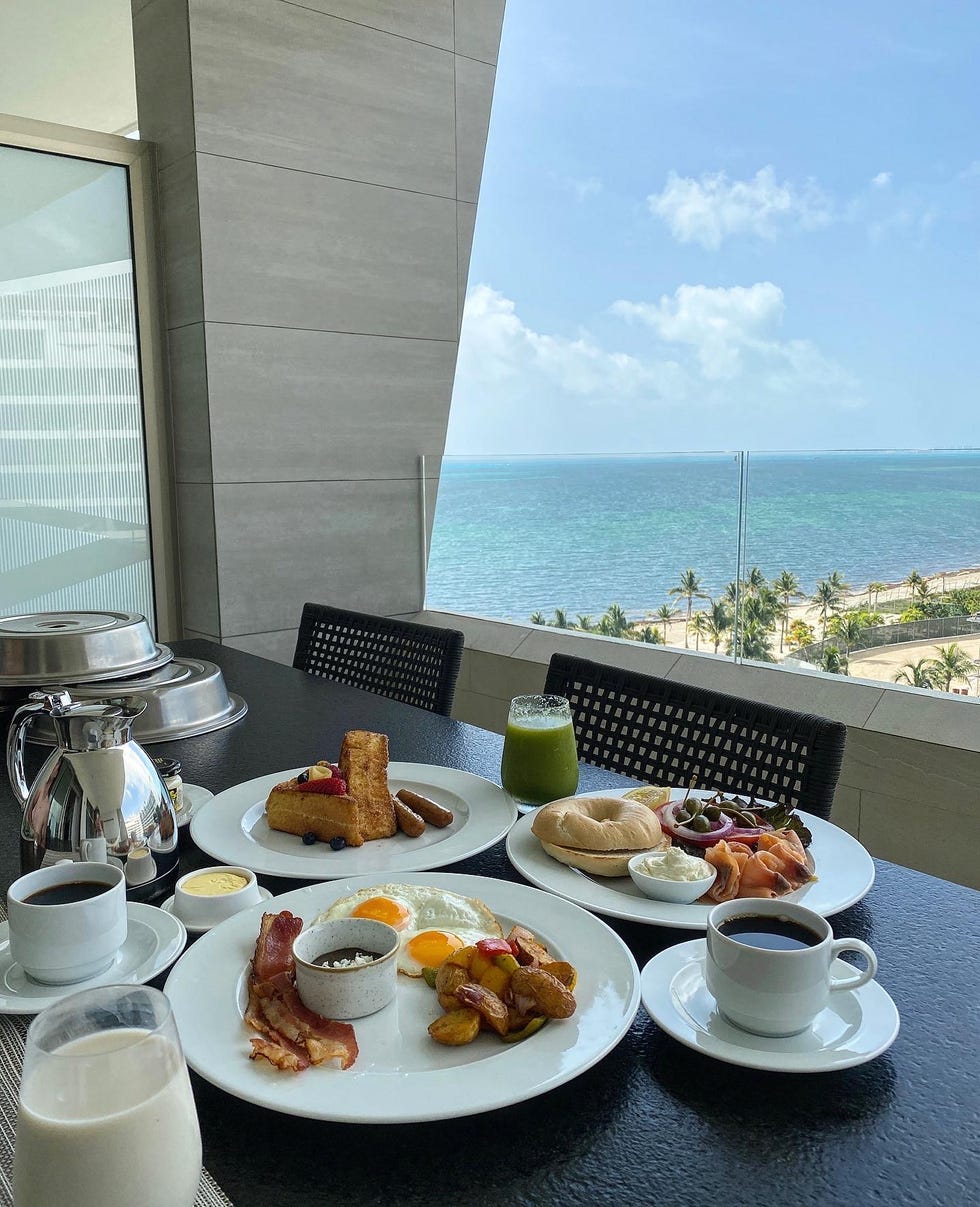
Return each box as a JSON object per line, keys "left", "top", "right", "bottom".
{"left": 132, "top": 0, "right": 505, "bottom": 657}
{"left": 434, "top": 614, "right": 980, "bottom": 891}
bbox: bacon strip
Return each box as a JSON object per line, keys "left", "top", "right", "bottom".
{"left": 249, "top": 1035, "right": 311, "bottom": 1072}
{"left": 252, "top": 911, "right": 303, "bottom": 981}
{"left": 245, "top": 910, "right": 358, "bottom": 1072}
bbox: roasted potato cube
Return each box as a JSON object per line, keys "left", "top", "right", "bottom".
{"left": 428, "top": 1007, "right": 481, "bottom": 1046}
{"left": 435, "top": 962, "right": 471, "bottom": 1010}
{"left": 455, "top": 982, "right": 510, "bottom": 1036}
{"left": 511, "top": 967, "right": 576, "bottom": 1020}
{"left": 542, "top": 960, "right": 577, "bottom": 991}
{"left": 446, "top": 945, "right": 476, "bottom": 970}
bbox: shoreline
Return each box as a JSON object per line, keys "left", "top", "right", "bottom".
{"left": 625, "top": 566, "right": 980, "bottom": 689}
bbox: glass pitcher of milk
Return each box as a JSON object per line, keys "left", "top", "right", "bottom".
{"left": 14, "top": 985, "right": 202, "bottom": 1207}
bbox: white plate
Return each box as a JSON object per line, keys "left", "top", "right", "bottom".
{"left": 0, "top": 904, "right": 187, "bottom": 1015}
{"left": 190, "top": 763, "right": 518, "bottom": 880}
{"left": 506, "top": 789, "right": 875, "bottom": 929}
{"left": 640, "top": 939, "right": 900, "bottom": 1072}
{"left": 176, "top": 783, "right": 214, "bottom": 829}
{"left": 165, "top": 871, "right": 640, "bottom": 1122}
{"left": 161, "top": 888, "right": 274, "bottom": 934}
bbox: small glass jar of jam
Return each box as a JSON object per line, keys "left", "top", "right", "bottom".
{"left": 153, "top": 756, "right": 184, "bottom": 815}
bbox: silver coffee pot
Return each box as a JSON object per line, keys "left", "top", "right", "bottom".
{"left": 6, "top": 690, "right": 179, "bottom": 899}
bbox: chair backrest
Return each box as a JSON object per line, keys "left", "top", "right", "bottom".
{"left": 293, "top": 604, "right": 464, "bottom": 716}
{"left": 544, "top": 653, "right": 846, "bottom": 820}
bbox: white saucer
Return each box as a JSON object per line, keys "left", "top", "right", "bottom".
{"left": 160, "top": 887, "right": 273, "bottom": 934}
{"left": 0, "top": 903, "right": 187, "bottom": 1015}
{"left": 640, "top": 940, "right": 900, "bottom": 1072}
{"left": 176, "top": 783, "right": 214, "bottom": 829}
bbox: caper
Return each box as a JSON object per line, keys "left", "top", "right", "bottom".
{"left": 704, "top": 804, "right": 722, "bottom": 821}
{"left": 690, "top": 814, "right": 712, "bottom": 833}
{"left": 675, "top": 810, "right": 692, "bottom": 824}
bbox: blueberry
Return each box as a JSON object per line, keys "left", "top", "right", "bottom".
{"left": 329, "top": 836, "right": 347, "bottom": 851}
{"left": 302, "top": 831, "right": 317, "bottom": 845}
{"left": 297, "top": 771, "right": 309, "bottom": 784}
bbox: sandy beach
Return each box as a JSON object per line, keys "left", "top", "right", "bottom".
{"left": 634, "top": 566, "right": 980, "bottom": 692}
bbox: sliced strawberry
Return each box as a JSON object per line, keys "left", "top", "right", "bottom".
{"left": 298, "top": 776, "right": 348, "bottom": 795}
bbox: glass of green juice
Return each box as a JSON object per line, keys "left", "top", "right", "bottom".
{"left": 500, "top": 695, "right": 579, "bottom": 813}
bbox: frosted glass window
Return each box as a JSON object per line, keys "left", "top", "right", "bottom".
{"left": 0, "top": 144, "right": 154, "bottom": 627}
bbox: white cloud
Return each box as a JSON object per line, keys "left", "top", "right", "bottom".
{"left": 447, "top": 284, "right": 863, "bottom": 454}
{"left": 647, "top": 166, "right": 832, "bottom": 249}
{"left": 457, "top": 284, "right": 676, "bottom": 398}
{"left": 871, "top": 171, "right": 892, "bottom": 188}
{"left": 613, "top": 283, "right": 787, "bottom": 380}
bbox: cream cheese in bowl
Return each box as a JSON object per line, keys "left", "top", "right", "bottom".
{"left": 628, "top": 847, "right": 717, "bottom": 904}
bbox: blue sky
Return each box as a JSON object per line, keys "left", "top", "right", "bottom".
{"left": 447, "top": 1, "right": 979, "bottom": 455}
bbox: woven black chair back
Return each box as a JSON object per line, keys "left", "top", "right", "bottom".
{"left": 544, "top": 653, "right": 846, "bottom": 820}
{"left": 293, "top": 604, "right": 464, "bottom": 716}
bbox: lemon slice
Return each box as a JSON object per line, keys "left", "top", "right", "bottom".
{"left": 623, "top": 785, "right": 671, "bottom": 808}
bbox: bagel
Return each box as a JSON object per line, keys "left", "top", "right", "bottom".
{"left": 531, "top": 795, "right": 669, "bottom": 877}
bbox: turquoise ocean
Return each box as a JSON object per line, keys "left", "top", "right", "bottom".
{"left": 426, "top": 450, "right": 980, "bottom": 620}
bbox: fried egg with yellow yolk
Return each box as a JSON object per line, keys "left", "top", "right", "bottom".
{"left": 315, "top": 883, "right": 502, "bottom": 977}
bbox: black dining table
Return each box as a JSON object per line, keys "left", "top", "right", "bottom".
{"left": 2, "top": 638, "right": 978, "bottom": 1207}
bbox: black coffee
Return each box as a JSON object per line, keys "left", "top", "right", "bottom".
{"left": 24, "top": 881, "right": 111, "bottom": 907}
{"left": 719, "top": 915, "right": 822, "bottom": 951}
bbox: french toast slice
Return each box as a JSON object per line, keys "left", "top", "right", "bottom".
{"left": 338, "top": 731, "right": 395, "bottom": 841}
{"left": 265, "top": 763, "right": 364, "bottom": 846}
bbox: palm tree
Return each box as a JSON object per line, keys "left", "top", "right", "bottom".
{"left": 867, "top": 581, "right": 886, "bottom": 611}
{"left": 529, "top": 611, "right": 547, "bottom": 626}
{"left": 773, "top": 570, "right": 804, "bottom": 651}
{"left": 702, "top": 598, "right": 733, "bottom": 654}
{"left": 786, "top": 618, "right": 816, "bottom": 651}
{"left": 743, "top": 566, "right": 768, "bottom": 597}
{"left": 810, "top": 577, "right": 847, "bottom": 639}
{"left": 827, "top": 570, "right": 852, "bottom": 593}
{"left": 669, "top": 569, "right": 708, "bottom": 649}
{"left": 826, "top": 612, "right": 868, "bottom": 655}
{"left": 655, "top": 603, "right": 677, "bottom": 642}
{"left": 637, "top": 626, "right": 664, "bottom": 644}
{"left": 575, "top": 615, "right": 595, "bottom": 632}
{"left": 904, "top": 569, "right": 926, "bottom": 604}
{"left": 818, "top": 646, "right": 849, "bottom": 676}
{"left": 598, "top": 603, "right": 630, "bottom": 639}
{"left": 551, "top": 609, "right": 570, "bottom": 629}
{"left": 689, "top": 611, "right": 710, "bottom": 651}
{"left": 730, "top": 618, "right": 775, "bottom": 662}
{"left": 926, "top": 643, "right": 975, "bottom": 692}
{"left": 893, "top": 659, "right": 936, "bottom": 689}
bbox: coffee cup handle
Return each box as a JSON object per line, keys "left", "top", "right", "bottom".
{"left": 829, "top": 938, "right": 877, "bottom": 992}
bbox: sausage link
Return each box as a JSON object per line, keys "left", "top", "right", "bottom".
{"left": 393, "top": 796, "right": 426, "bottom": 838}
{"left": 396, "top": 789, "right": 454, "bottom": 828}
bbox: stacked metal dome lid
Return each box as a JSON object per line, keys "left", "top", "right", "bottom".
{"left": 0, "top": 610, "right": 172, "bottom": 684}
{"left": 0, "top": 611, "right": 247, "bottom": 743}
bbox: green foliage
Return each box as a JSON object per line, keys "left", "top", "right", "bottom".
{"left": 926, "top": 643, "right": 976, "bottom": 691}
{"left": 893, "top": 659, "right": 936, "bottom": 689}
{"left": 817, "top": 646, "right": 849, "bottom": 675}
{"left": 948, "top": 588, "right": 980, "bottom": 615}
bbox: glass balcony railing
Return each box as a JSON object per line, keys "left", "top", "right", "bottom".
{"left": 425, "top": 448, "right": 980, "bottom": 697}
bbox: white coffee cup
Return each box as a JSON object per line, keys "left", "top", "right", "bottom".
{"left": 705, "top": 898, "right": 877, "bottom": 1037}
{"left": 7, "top": 862, "right": 128, "bottom": 985}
